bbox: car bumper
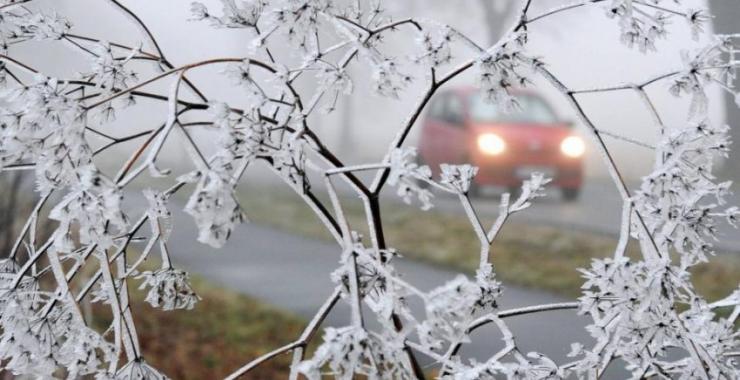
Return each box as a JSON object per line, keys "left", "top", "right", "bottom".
{"left": 472, "top": 159, "right": 583, "bottom": 189}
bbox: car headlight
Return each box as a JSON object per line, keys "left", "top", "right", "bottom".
{"left": 477, "top": 133, "right": 506, "bottom": 155}
{"left": 560, "top": 136, "right": 585, "bottom": 158}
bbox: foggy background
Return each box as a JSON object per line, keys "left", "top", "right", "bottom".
{"left": 16, "top": 0, "right": 734, "bottom": 182}
{"left": 0, "top": 2, "right": 738, "bottom": 378}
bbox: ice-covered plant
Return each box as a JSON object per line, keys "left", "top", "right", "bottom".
{"left": 0, "top": 0, "right": 738, "bottom": 379}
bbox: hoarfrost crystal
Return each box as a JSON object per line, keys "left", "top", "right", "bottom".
{"left": 0, "top": 0, "right": 737, "bottom": 378}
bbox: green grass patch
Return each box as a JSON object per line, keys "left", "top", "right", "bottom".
{"left": 237, "top": 185, "right": 740, "bottom": 300}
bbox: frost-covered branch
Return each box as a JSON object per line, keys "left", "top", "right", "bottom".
{"left": 0, "top": 0, "right": 738, "bottom": 379}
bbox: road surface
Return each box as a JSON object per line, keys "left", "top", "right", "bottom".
{"left": 172, "top": 225, "right": 597, "bottom": 372}
{"left": 394, "top": 178, "right": 740, "bottom": 253}
{"left": 254, "top": 171, "right": 740, "bottom": 253}
{"left": 119, "top": 195, "right": 638, "bottom": 378}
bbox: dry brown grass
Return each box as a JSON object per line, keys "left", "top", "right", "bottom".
{"left": 92, "top": 274, "right": 305, "bottom": 379}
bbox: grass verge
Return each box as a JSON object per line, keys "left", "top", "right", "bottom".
{"left": 237, "top": 185, "right": 740, "bottom": 300}
{"left": 92, "top": 273, "right": 305, "bottom": 379}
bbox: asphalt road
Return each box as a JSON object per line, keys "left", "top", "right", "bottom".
{"left": 245, "top": 167, "right": 740, "bottom": 253}
{"left": 125, "top": 194, "right": 616, "bottom": 377}
{"left": 415, "top": 178, "right": 740, "bottom": 253}
{"left": 172, "top": 225, "right": 596, "bottom": 372}
{"left": 121, "top": 176, "right": 734, "bottom": 377}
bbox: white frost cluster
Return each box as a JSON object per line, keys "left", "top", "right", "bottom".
{"left": 574, "top": 256, "right": 738, "bottom": 378}
{"left": 298, "top": 326, "right": 416, "bottom": 380}
{"left": 413, "top": 23, "right": 454, "bottom": 68}
{"left": 0, "top": 77, "right": 87, "bottom": 191}
{"left": 570, "top": 26, "right": 740, "bottom": 380}
{"left": 138, "top": 268, "right": 200, "bottom": 311}
{"left": 0, "top": 7, "right": 70, "bottom": 51}
{"left": 440, "top": 164, "right": 479, "bottom": 194}
{"left": 330, "top": 232, "right": 410, "bottom": 321}
{"left": 475, "top": 31, "right": 541, "bottom": 110}
{"left": 0, "top": 0, "right": 738, "bottom": 378}
{"left": 387, "top": 147, "right": 434, "bottom": 210}
{"left": 604, "top": 0, "right": 713, "bottom": 52}
{"left": 181, "top": 170, "right": 246, "bottom": 248}
{"left": 0, "top": 291, "right": 115, "bottom": 378}
{"left": 115, "top": 358, "right": 170, "bottom": 380}
{"left": 418, "top": 271, "right": 501, "bottom": 351}
{"left": 49, "top": 167, "right": 128, "bottom": 251}
{"left": 190, "top": 0, "right": 266, "bottom": 30}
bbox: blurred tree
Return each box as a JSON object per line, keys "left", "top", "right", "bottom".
{"left": 0, "top": 172, "right": 25, "bottom": 258}
{"left": 335, "top": 0, "right": 516, "bottom": 158}
{"left": 709, "top": 0, "right": 740, "bottom": 180}
{"left": 0, "top": 173, "right": 52, "bottom": 262}
{"left": 479, "top": 0, "right": 517, "bottom": 45}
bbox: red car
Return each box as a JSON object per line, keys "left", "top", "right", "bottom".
{"left": 418, "top": 88, "right": 585, "bottom": 200}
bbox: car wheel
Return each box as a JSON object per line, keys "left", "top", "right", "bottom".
{"left": 467, "top": 182, "right": 480, "bottom": 198}
{"left": 507, "top": 185, "right": 520, "bottom": 199}
{"left": 562, "top": 188, "right": 580, "bottom": 202}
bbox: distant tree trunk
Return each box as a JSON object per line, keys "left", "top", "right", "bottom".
{"left": 336, "top": 62, "right": 356, "bottom": 159}
{"left": 709, "top": 0, "right": 740, "bottom": 179}
{"left": 1, "top": 172, "right": 24, "bottom": 258}
{"left": 479, "top": 0, "right": 517, "bottom": 45}
{"left": 338, "top": 90, "right": 355, "bottom": 157}
{"left": 335, "top": 1, "right": 516, "bottom": 160}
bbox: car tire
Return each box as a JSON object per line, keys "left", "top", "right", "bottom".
{"left": 562, "top": 188, "right": 580, "bottom": 202}
{"left": 507, "top": 185, "right": 520, "bottom": 199}
{"left": 467, "top": 182, "right": 480, "bottom": 198}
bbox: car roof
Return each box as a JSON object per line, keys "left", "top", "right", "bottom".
{"left": 441, "top": 86, "right": 544, "bottom": 99}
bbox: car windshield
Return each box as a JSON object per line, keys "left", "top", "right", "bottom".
{"left": 469, "top": 93, "right": 557, "bottom": 124}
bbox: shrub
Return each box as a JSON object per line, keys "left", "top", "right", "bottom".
{"left": 0, "top": 0, "right": 738, "bottom": 379}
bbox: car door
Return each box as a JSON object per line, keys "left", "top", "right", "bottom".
{"left": 444, "top": 93, "right": 469, "bottom": 165}
{"left": 424, "top": 92, "right": 467, "bottom": 176}
{"left": 419, "top": 93, "right": 449, "bottom": 170}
